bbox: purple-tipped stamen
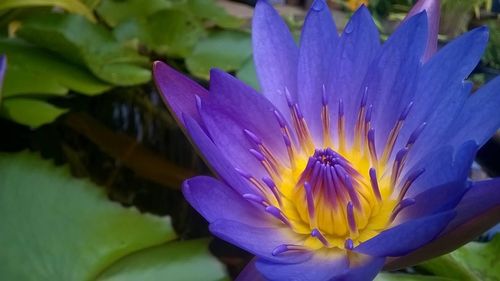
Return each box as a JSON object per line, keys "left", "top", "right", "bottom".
{"left": 398, "top": 168, "right": 426, "bottom": 201}
{"left": 265, "top": 206, "right": 292, "bottom": 227}
{"left": 272, "top": 244, "right": 305, "bottom": 256}
{"left": 243, "top": 193, "right": 268, "bottom": 206}
{"left": 369, "top": 168, "right": 382, "bottom": 201}
{"left": 346, "top": 202, "right": 358, "bottom": 235}
{"left": 311, "top": 228, "right": 330, "bottom": 247}
{"left": 390, "top": 198, "right": 416, "bottom": 221}
{"left": 263, "top": 176, "right": 283, "bottom": 206}
{"left": 304, "top": 181, "right": 316, "bottom": 227}
{"left": 243, "top": 129, "right": 263, "bottom": 145}
{"left": 407, "top": 122, "right": 427, "bottom": 147}
{"left": 344, "top": 238, "right": 354, "bottom": 250}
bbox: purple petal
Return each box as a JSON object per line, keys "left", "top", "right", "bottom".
{"left": 333, "top": 254, "right": 385, "bottom": 281}
{"left": 355, "top": 211, "right": 455, "bottom": 257}
{"left": 404, "top": 0, "right": 441, "bottom": 61}
{"left": 153, "top": 61, "right": 208, "bottom": 129}
{"left": 201, "top": 69, "right": 288, "bottom": 178}
{"left": 236, "top": 258, "right": 266, "bottom": 281}
{"left": 252, "top": 0, "right": 298, "bottom": 122}
{"left": 397, "top": 181, "right": 468, "bottom": 222}
{"left": 397, "top": 27, "right": 488, "bottom": 161}
{"left": 364, "top": 12, "right": 427, "bottom": 153}
{"left": 255, "top": 250, "right": 348, "bottom": 281}
{"left": 297, "top": 0, "right": 338, "bottom": 143}
{"left": 332, "top": 5, "right": 380, "bottom": 144}
{"left": 448, "top": 75, "right": 500, "bottom": 148}
{"left": 183, "top": 176, "right": 270, "bottom": 226}
{"left": 402, "top": 141, "right": 477, "bottom": 197}
{"left": 209, "top": 219, "right": 311, "bottom": 263}
{"left": 385, "top": 178, "right": 500, "bottom": 270}
{"left": 183, "top": 114, "right": 254, "bottom": 195}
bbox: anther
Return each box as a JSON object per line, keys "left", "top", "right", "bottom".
{"left": 398, "top": 168, "right": 425, "bottom": 201}
{"left": 243, "top": 193, "right": 267, "bottom": 206}
{"left": 407, "top": 122, "right": 427, "bottom": 147}
{"left": 367, "top": 128, "right": 378, "bottom": 165}
{"left": 262, "top": 176, "right": 282, "bottom": 206}
{"left": 369, "top": 168, "right": 382, "bottom": 201}
{"left": 390, "top": 198, "right": 416, "bottom": 221}
{"left": 243, "top": 129, "right": 262, "bottom": 145}
{"left": 304, "top": 182, "right": 316, "bottom": 227}
{"left": 391, "top": 147, "right": 409, "bottom": 186}
{"left": 346, "top": 202, "right": 358, "bottom": 236}
{"left": 265, "top": 206, "right": 292, "bottom": 227}
{"left": 338, "top": 99, "right": 345, "bottom": 151}
{"left": 344, "top": 238, "right": 354, "bottom": 250}
{"left": 272, "top": 244, "right": 305, "bottom": 256}
{"left": 311, "top": 228, "right": 330, "bottom": 247}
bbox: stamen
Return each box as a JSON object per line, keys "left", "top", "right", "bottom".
{"left": 381, "top": 102, "right": 414, "bottom": 165}
{"left": 391, "top": 147, "right": 409, "bottom": 186}
{"left": 243, "top": 129, "right": 262, "bottom": 145}
{"left": 272, "top": 244, "right": 305, "bottom": 256}
{"left": 321, "top": 85, "right": 331, "bottom": 147}
{"left": 369, "top": 168, "right": 382, "bottom": 201}
{"left": 354, "top": 88, "right": 369, "bottom": 148}
{"left": 367, "top": 128, "right": 378, "bottom": 166}
{"left": 406, "top": 122, "right": 427, "bottom": 148}
{"left": 346, "top": 202, "right": 358, "bottom": 236}
{"left": 195, "top": 95, "right": 202, "bottom": 115}
{"left": 311, "top": 228, "right": 330, "bottom": 247}
{"left": 344, "top": 238, "right": 354, "bottom": 250}
{"left": 250, "top": 149, "right": 281, "bottom": 180}
{"left": 397, "top": 168, "right": 425, "bottom": 201}
{"left": 390, "top": 198, "right": 416, "bottom": 221}
{"left": 304, "top": 182, "right": 316, "bottom": 228}
{"left": 265, "top": 206, "right": 292, "bottom": 227}
{"left": 243, "top": 193, "right": 268, "bottom": 206}
{"left": 335, "top": 165, "right": 361, "bottom": 210}
{"left": 236, "top": 168, "right": 272, "bottom": 196}
{"left": 262, "top": 176, "right": 282, "bottom": 206}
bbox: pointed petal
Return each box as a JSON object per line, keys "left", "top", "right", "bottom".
{"left": 405, "top": 0, "right": 441, "bottom": 61}
{"left": 402, "top": 141, "right": 477, "bottom": 197}
{"left": 201, "top": 69, "right": 288, "bottom": 179}
{"left": 365, "top": 12, "right": 428, "bottom": 153}
{"left": 153, "top": 61, "right": 208, "bottom": 129}
{"left": 332, "top": 5, "right": 380, "bottom": 144}
{"left": 449, "top": 76, "right": 500, "bottom": 147}
{"left": 209, "top": 219, "right": 311, "bottom": 263}
{"left": 252, "top": 0, "right": 298, "bottom": 121}
{"left": 397, "top": 27, "right": 488, "bottom": 160}
{"left": 183, "top": 176, "right": 269, "bottom": 226}
{"left": 183, "top": 114, "right": 254, "bottom": 195}
{"left": 355, "top": 211, "right": 455, "bottom": 257}
{"left": 385, "top": 178, "right": 500, "bottom": 270}
{"left": 255, "top": 250, "right": 348, "bottom": 281}
{"left": 297, "top": 0, "right": 338, "bottom": 143}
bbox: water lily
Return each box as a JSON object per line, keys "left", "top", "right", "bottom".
{"left": 153, "top": 0, "right": 500, "bottom": 280}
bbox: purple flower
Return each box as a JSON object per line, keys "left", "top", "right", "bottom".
{"left": 153, "top": 0, "right": 500, "bottom": 280}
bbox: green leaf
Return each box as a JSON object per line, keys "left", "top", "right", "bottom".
{"left": 0, "top": 0, "right": 96, "bottom": 22}
{"left": 417, "top": 236, "right": 500, "bottom": 281}
{"left": 1, "top": 98, "right": 67, "bottom": 128}
{"left": 186, "top": 0, "right": 244, "bottom": 29}
{"left": 97, "top": 239, "right": 228, "bottom": 281}
{"left": 186, "top": 30, "right": 252, "bottom": 80}
{"left": 96, "top": 0, "right": 183, "bottom": 27}
{"left": 0, "top": 152, "right": 176, "bottom": 280}
{"left": 236, "top": 57, "right": 260, "bottom": 91}
{"left": 0, "top": 39, "right": 111, "bottom": 97}
{"left": 17, "top": 13, "right": 151, "bottom": 86}
{"left": 375, "top": 273, "right": 454, "bottom": 281}
{"left": 114, "top": 8, "right": 205, "bottom": 58}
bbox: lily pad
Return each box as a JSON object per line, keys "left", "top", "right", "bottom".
{"left": 186, "top": 30, "right": 252, "bottom": 79}
{"left": 97, "top": 239, "right": 228, "bottom": 281}
{"left": 0, "top": 0, "right": 96, "bottom": 22}
{"left": 236, "top": 57, "right": 260, "bottom": 91}
{"left": 17, "top": 13, "right": 151, "bottom": 86}
{"left": 0, "top": 152, "right": 176, "bottom": 280}
{"left": 375, "top": 273, "right": 453, "bottom": 281}
{"left": 417, "top": 235, "right": 500, "bottom": 281}
{"left": 114, "top": 8, "right": 205, "bottom": 58}
{"left": 1, "top": 98, "right": 67, "bottom": 128}
{"left": 0, "top": 39, "right": 111, "bottom": 97}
